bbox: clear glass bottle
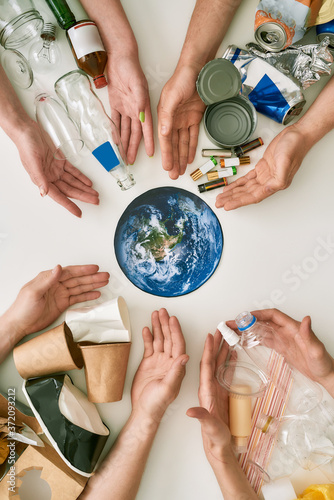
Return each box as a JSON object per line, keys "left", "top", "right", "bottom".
{"left": 35, "top": 93, "right": 84, "bottom": 162}
{"left": 54, "top": 70, "right": 135, "bottom": 190}
{"left": 0, "top": 0, "right": 43, "bottom": 49}
{"left": 29, "top": 23, "right": 61, "bottom": 74}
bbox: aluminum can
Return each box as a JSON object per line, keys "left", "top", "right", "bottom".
{"left": 223, "top": 45, "right": 306, "bottom": 125}
{"left": 254, "top": 0, "right": 323, "bottom": 51}
{"left": 316, "top": 20, "right": 334, "bottom": 47}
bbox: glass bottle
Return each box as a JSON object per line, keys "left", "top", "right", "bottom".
{"left": 0, "top": 0, "right": 43, "bottom": 49}
{"left": 43, "top": 0, "right": 76, "bottom": 30}
{"left": 66, "top": 21, "right": 108, "bottom": 89}
{"left": 54, "top": 70, "right": 135, "bottom": 190}
{"left": 43, "top": 0, "right": 108, "bottom": 88}
{"left": 35, "top": 93, "right": 84, "bottom": 162}
{"left": 29, "top": 23, "right": 61, "bottom": 74}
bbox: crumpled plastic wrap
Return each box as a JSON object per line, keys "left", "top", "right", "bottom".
{"left": 246, "top": 37, "right": 333, "bottom": 89}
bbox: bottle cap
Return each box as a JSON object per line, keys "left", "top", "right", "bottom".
{"left": 217, "top": 322, "right": 240, "bottom": 346}
{"left": 94, "top": 75, "right": 108, "bottom": 89}
{"left": 235, "top": 311, "right": 256, "bottom": 332}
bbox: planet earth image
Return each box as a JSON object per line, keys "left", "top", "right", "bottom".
{"left": 114, "top": 187, "right": 223, "bottom": 297}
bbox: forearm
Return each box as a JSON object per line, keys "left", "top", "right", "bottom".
{"left": 177, "top": 0, "right": 243, "bottom": 72}
{"left": 208, "top": 445, "right": 258, "bottom": 500}
{"left": 80, "top": 408, "right": 160, "bottom": 500}
{"left": 294, "top": 76, "right": 334, "bottom": 150}
{"left": 0, "top": 66, "right": 34, "bottom": 142}
{"left": 0, "top": 313, "right": 23, "bottom": 364}
{"left": 79, "top": 0, "right": 138, "bottom": 57}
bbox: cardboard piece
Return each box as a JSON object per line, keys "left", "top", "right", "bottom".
{"left": 13, "top": 322, "right": 83, "bottom": 379}
{"left": 66, "top": 297, "right": 131, "bottom": 343}
{"left": 0, "top": 442, "right": 87, "bottom": 499}
{"left": 79, "top": 342, "right": 131, "bottom": 403}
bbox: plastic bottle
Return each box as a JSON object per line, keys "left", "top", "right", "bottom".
{"left": 43, "top": 0, "right": 108, "bottom": 89}
{"left": 54, "top": 70, "right": 135, "bottom": 190}
{"left": 217, "top": 319, "right": 280, "bottom": 389}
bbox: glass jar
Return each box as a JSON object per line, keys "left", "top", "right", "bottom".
{"left": 0, "top": 0, "right": 43, "bottom": 49}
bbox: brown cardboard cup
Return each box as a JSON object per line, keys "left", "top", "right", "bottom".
{"left": 79, "top": 342, "right": 131, "bottom": 403}
{"left": 13, "top": 322, "right": 83, "bottom": 379}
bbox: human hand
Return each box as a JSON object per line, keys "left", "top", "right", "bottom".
{"left": 187, "top": 331, "right": 233, "bottom": 461}
{"left": 2, "top": 264, "right": 110, "bottom": 340}
{"left": 16, "top": 121, "right": 99, "bottom": 218}
{"left": 131, "top": 308, "right": 188, "bottom": 422}
{"left": 216, "top": 124, "right": 310, "bottom": 210}
{"left": 158, "top": 65, "right": 206, "bottom": 179}
{"left": 227, "top": 309, "right": 334, "bottom": 393}
{"left": 106, "top": 54, "right": 154, "bottom": 165}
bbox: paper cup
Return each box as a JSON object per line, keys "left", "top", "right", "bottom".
{"left": 13, "top": 322, "right": 83, "bottom": 379}
{"left": 79, "top": 342, "right": 131, "bottom": 403}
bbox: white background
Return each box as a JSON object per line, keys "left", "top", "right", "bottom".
{"left": 0, "top": 0, "right": 333, "bottom": 497}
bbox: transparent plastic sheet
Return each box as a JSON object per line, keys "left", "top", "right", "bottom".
{"left": 246, "top": 37, "right": 333, "bottom": 89}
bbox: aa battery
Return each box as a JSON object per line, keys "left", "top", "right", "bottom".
{"left": 198, "top": 177, "right": 228, "bottom": 193}
{"left": 207, "top": 168, "right": 236, "bottom": 180}
{"left": 233, "top": 138, "right": 263, "bottom": 157}
{"left": 201, "top": 149, "right": 232, "bottom": 158}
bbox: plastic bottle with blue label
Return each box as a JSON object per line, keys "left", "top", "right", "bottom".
{"left": 54, "top": 70, "right": 135, "bottom": 190}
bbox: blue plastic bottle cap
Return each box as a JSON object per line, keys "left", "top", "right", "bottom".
{"left": 235, "top": 311, "right": 256, "bottom": 332}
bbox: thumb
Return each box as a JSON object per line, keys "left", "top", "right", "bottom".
{"left": 163, "top": 354, "right": 189, "bottom": 390}
{"left": 31, "top": 265, "right": 63, "bottom": 297}
{"left": 299, "top": 315, "right": 314, "bottom": 342}
{"left": 187, "top": 407, "right": 223, "bottom": 438}
{"left": 31, "top": 171, "right": 50, "bottom": 198}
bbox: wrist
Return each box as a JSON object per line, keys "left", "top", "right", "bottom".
{"left": 320, "top": 366, "right": 334, "bottom": 397}
{"left": 0, "top": 312, "right": 23, "bottom": 352}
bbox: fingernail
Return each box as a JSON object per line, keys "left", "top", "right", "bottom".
{"left": 39, "top": 187, "right": 46, "bottom": 197}
{"left": 139, "top": 111, "right": 145, "bottom": 123}
{"left": 161, "top": 125, "right": 167, "bottom": 135}
{"left": 51, "top": 265, "right": 58, "bottom": 274}
{"left": 149, "top": 155, "right": 154, "bottom": 158}
{"left": 181, "top": 357, "right": 189, "bottom": 366}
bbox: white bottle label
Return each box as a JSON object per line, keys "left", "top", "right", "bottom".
{"left": 224, "top": 158, "right": 240, "bottom": 167}
{"left": 67, "top": 22, "right": 105, "bottom": 60}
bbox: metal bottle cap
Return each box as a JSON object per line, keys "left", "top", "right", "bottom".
{"left": 196, "top": 59, "right": 242, "bottom": 105}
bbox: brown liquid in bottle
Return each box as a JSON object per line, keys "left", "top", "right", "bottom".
{"left": 66, "top": 20, "right": 108, "bottom": 89}
{"left": 74, "top": 50, "right": 108, "bottom": 89}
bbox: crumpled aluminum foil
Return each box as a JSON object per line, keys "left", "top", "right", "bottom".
{"left": 246, "top": 37, "right": 333, "bottom": 89}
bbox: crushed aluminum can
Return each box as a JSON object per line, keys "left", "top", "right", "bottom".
{"left": 247, "top": 37, "right": 333, "bottom": 89}
{"left": 254, "top": 0, "right": 323, "bottom": 52}
{"left": 223, "top": 45, "right": 306, "bottom": 125}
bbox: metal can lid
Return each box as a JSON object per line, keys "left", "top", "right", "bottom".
{"left": 196, "top": 59, "right": 242, "bottom": 105}
{"left": 254, "top": 22, "right": 287, "bottom": 52}
{"left": 205, "top": 98, "right": 253, "bottom": 147}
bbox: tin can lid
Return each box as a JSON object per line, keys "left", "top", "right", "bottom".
{"left": 196, "top": 59, "right": 242, "bottom": 105}
{"left": 205, "top": 98, "right": 253, "bottom": 147}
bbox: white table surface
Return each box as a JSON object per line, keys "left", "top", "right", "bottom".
{"left": 0, "top": 0, "right": 333, "bottom": 497}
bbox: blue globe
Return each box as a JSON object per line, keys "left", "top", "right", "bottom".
{"left": 114, "top": 187, "right": 223, "bottom": 297}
